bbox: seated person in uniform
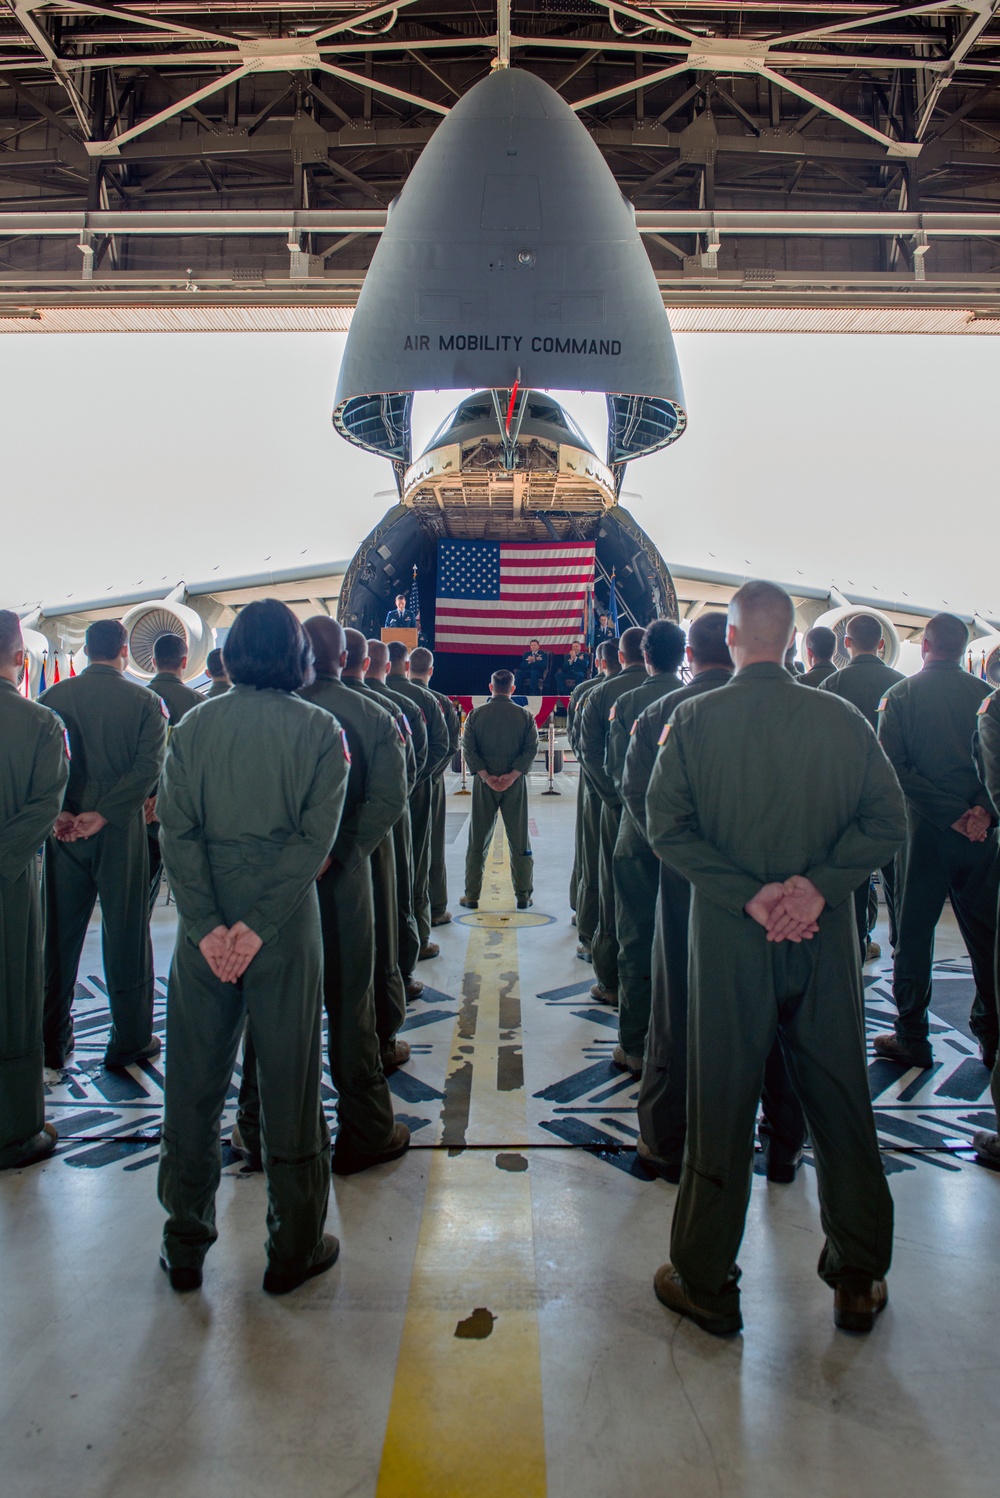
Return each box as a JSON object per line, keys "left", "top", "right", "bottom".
{"left": 555, "top": 641, "right": 588, "bottom": 695}
{"left": 516, "top": 640, "right": 549, "bottom": 695}
{"left": 384, "top": 593, "right": 416, "bottom": 629}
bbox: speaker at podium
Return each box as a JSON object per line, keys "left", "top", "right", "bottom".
{"left": 381, "top": 628, "right": 419, "bottom": 652}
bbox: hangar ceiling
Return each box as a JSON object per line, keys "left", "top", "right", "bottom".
{"left": 1, "top": 0, "right": 1000, "bottom": 327}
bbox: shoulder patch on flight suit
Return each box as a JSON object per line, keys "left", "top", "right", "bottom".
{"left": 877, "top": 696, "right": 890, "bottom": 713}
{"left": 340, "top": 728, "right": 352, "bottom": 764}
{"left": 394, "top": 719, "right": 407, "bottom": 742}
{"left": 629, "top": 720, "right": 638, "bottom": 735}
{"left": 658, "top": 724, "right": 671, "bottom": 746}
{"left": 608, "top": 704, "right": 616, "bottom": 721}
{"left": 979, "top": 698, "right": 992, "bottom": 717}
{"left": 158, "top": 698, "right": 170, "bottom": 719}
{"left": 400, "top": 711, "right": 412, "bottom": 735}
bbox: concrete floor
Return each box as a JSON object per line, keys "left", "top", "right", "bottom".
{"left": 2, "top": 769, "right": 998, "bottom": 1498}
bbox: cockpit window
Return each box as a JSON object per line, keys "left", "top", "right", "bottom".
{"left": 422, "top": 390, "right": 593, "bottom": 454}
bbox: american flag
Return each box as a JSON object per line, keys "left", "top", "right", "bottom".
{"left": 434, "top": 539, "right": 596, "bottom": 655}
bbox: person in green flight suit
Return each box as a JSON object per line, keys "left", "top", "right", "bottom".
{"left": 145, "top": 631, "right": 205, "bottom": 914}
{"left": 0, "top": 612, "right": 70, "bottom": 1170}
{"left": 568, "top": 640, "right": 619, "bottom": 960}
{"left": 970, "top": 688, "right": 1000, "bottom": 1170}
{"left": 157, "top": 599, "right": 350, "bottom": 1296}
{"left": 647, "top": 581, "right": 905, "bottom": 1337}
{"left": 578, "top": 626, "right": 648, "bottom": 1003}
{"left": 41, "top": 618, "right": 166, "bottom": 1071}
{"left": 366, "top": 638, "right": 426, "bottom": 1009}
{"left": 798, "top": 625, "right": 838, "bottom": 688}
{"left": 820, "top": 613, "right": 905, "bottom": 960}
{"left": 605, "top": 620, "right": 686, "bottom": 1072}
{"left": 386, "top": 640, "right": 452, "bottom": 959}
{"left": 624, "top": 612, "right": 805, "bottom": 1186}
{"left": 408, "top": 646, "right": 461, "bottom": 928}
{"left": 235, "top": 615, "right": 410, "bottom": 1173}
{"left": 202, "top": 647, "right": 230, "bottom": 698}
{"left": 875, "top": 612, "right": 999, "bottom": 1071}
{"left": 460, "top": 671, "right": 539, "bottom": 909}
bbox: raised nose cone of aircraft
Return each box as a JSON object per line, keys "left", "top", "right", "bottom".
{"left": 334, "top": 67, "right": 686, "bottom": 476}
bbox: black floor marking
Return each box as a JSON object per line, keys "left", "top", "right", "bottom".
{"left": 539, "top": 1118, "right": 649, "bottom": 1177}
{"left": 534, "top": 1059, "right": 618, "bottom": 1104}
{"left": 400, "top": 1007, "right": 459, "bottom": 1032}
{"left": 387, "top": 1071, "right": 445, "bottom": 1103}
{"left": 568, "top": 1007, "right": 618, "bottom": 1031}
{"left": 537, "top": 980, "right": 593, "bottom": 1001}
{"left": 935, "top": 1059, "right": 993, "bottom": 1102}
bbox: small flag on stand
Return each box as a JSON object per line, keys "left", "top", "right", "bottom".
{"left": 69, "top": 653, "right": 76, "bottom": 677}
{"left": 980, "top": 652, "right": 988, "bottom": 681}
{"left": 408, "top": 566, "right": 421, "bottom": 630}
{"left": 52, "top": 653, "right": 61, "bottom": 684}
{"left": 38, "top": 651, "right": 47, "bottom": 694}
{"left": 968, "top": 651, "right": 974, "bottom": 674}
{"left": 608, "top": 569, "right": 620, "bottom": 635}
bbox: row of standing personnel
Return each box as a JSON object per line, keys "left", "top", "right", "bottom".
{"left": 0, "top": 603, "right": 466, "bottom": 1295}
{"left": 569, "top": 592, "right": 1000, "bottom": 1333}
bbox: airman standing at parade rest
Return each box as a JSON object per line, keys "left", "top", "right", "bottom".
{"left": 145, "top": 630, "right": 204, "bottom": 914}
{"left": 408, "top": 647, "right": 461, "bottom": 928}
{"left": 567, "top": 639, "right": 619, "bottom": 953}
{"left": 461, "top": 670, "right": 539, "bottom": 910}
{"left": 646, "top": 581, "right": 906, "bottom": 1337}
{"left": 0, "top": 611, "right": 69, "bottom": 1171}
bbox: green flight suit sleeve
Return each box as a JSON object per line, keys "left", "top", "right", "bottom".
{"left": 424, "top": 698, "right": 452, "bottom": 779}
{"left": 646, "top": 718, "right": 762, "bottom": 915}
{"left": 804, "top": 730, "right": 907, "bottom": 909}
{"left": 975, "top": 694, "right": 1000, "bottom": 812}
{"left": 621, "top": 716, "right": 656, "bottom": 836}
{"left": 0, "top": 714, "right": 69, "bottom": 881}
{"left": 405, "top": 705, "right": 428, "bottom": 780}
{"left": 579, "top": 693, "right": 617, "bottom": 806}
{"left": 878, "top": 690, "right": 976, "bottom": 829}
{"left": 157, "top": 730, "right": 227, "bottom": 945}
{"left": 512, "top": 712, "right": 539, "bottom": 774}
{"left": 94, "top": 693, "right": 167, "bottom": 828}
{"left": 241, "top": 724, "right": 350, "bottom": 944}
{"left": 333, "top": 715, "right": 408, "bottom": 872}
{"left": 462, "top": 710, "right": 486, "bottom": 774}
{"left": 605, "top": 711, "right": 631, "bottom": 795}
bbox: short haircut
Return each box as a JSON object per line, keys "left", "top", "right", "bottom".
{"left": 597, "top": 638, "right": 620, "bottom": 665}
{"left": 86, "top": 619, "right": 127, "bottom": 662}
{"left": 0, "top": 609, "right": 22, "bottom": 665}
{"left": 304, "top": 615, "right": 345, "bottom": 676}
{"left": 492, "top": 669, "right": 515, "bottom": 693}
{"left": 395, "top": 593, "right": 407, "bottom": 605}
{"left": 729, "top": 581, "right": 795, "bottom": 654}
{"left": 153, "top": 631, "right": 186, "bottom": 669}
{"left": 844, "top": 613, "right": 883, "bottom": 653}
{"left": 410, "top": 646, "right": 434, "bottom": 675}
{"left": 805, "top": 625, "right": 836, "bottom": 662}
{"left": 223, "top": 598, "right": 313, "bottom": 693}
{"left": 924, "top": 612, "right": 968, "bottom": 660}
{"left": 367, "top": 638, "right": 388, "bottom": 670}
{"left": 206, "top": 647, "right": 226, "bottom": 677}
{"left": 387, "top": 639, "right": 409, "bottom": 667}
{"left": 642, "top": 619, "right": 686, "bottom": 674}
{"left": 529, "top": 639, "right": 540, "bottom": 648}
{"left": 619, "top": 625, "right": 646, "bottom": 665}
{"left": 688, "top": 611, "right": 733, "bottom": 668}
{"left": 344, "top": 628, "right": 369, "bottom": 672}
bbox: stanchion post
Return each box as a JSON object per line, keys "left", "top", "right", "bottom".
{"left": 542, "top": 714, "right": 561, "bottom": 796}
{"left": 455, "top": 708, "right": 471, "bottom": 796}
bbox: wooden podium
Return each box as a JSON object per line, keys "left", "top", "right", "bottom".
{"left": 381, "top": 627, "right": 418, "bottom": 652}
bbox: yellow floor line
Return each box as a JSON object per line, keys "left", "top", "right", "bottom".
{"left": 375, "top": 825, "right": 547, "bottom": 1498}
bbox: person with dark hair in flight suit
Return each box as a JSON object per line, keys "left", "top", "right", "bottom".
{"left": 605, "top": 619, "right": 686, "bottom": 1073}
{"left": 799, "top": 625, "right": 838, "bottom": 688}
{"left": 821, "top": 613, "right": 904, "bottom": 960}
{"left": 203, "top": 648, "right": 230, "bottom": 698}
{"left": 0, "top": 611, "right": 69, "bottom": 1171}
{"left": 578, "top": 626, "right": 648, "bottom": 1004}
{"left": 408, "top": 646, "right": 461, "bottom": 928}
{"left": 971, "top": 689, "right": 1000, "bottom": 1170}
{"left": 875, "top": 612, "right": 999, "bottom": 1072}
{"left": 461, "top": 672, "right": 539, "bottom": 909}
{"left": 41, "top": 617, "right": 166, "bottom": 1072}
{"left": 145, "top": 632, "right": 204, "bottom": 914}
{"left": 366, "top": 638, "right": 427, "bottom": 1012}
{"left": 386, "top": 640, "right": 451, "bottom": 960}
{"left": 647, "top": 580, "right": 905, "bottom": 1337}
{"left": 157, "top": 599, "right": 349, "bottom": 1295}
{"left": 235, "top": 615, "right": 410, "bottom": 1179}
{"left": 567, "top": 640, "right": 619, "bottom": 957}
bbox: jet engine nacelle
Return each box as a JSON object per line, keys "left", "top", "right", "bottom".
{"left": 968, "top": 632, "right": 1000, "bottom": 688}
{"left": 121, "top": 599, "right": 213, "bottom": 681}
{"left": 809, "top": 606, "right": 901, "bottom": 670}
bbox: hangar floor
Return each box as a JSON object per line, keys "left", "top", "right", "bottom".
{"left": 2, "top": 769, "right": 998, "bottom": 1498}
